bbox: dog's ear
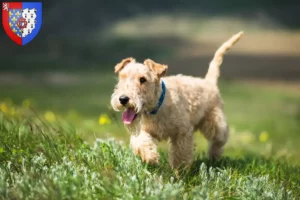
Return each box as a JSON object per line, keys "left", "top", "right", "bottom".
{"left": 144, "top": 59, "right": 168, "bottom": 78}
{"left": 115, "top": 57, "right": 135, "bottom": 73}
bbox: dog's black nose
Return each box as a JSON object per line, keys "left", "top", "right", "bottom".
{"left": 119, "top": 95, "right": 129, "bottom": 105}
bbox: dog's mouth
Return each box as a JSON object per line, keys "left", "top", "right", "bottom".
{"left": 122, "top": 108, "right": 137, "bottom": 124}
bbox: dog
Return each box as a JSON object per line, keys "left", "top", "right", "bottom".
{"left": 110, "top": 31, "right": 243, "bottom": 168}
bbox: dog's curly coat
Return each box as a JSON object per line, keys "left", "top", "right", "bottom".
{"left": 111, "top": 31, "right": 244, "bottom": 168}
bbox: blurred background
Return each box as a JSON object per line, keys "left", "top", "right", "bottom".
{"left": 1, "top": 1, "right": 300, "bottom": 163}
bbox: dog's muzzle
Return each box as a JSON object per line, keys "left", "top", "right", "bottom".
{"left": 119, "top": 95, "right": 129, "bottom": 105}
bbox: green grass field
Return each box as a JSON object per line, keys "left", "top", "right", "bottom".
{"left": 0, "top": 72, "right": 300, "bottom": 199}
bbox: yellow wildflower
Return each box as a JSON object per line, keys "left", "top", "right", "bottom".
{"left": 4, "top": 98, "right": 13, "bottom": 105}
{"left": 0, "top": 103, "right": 8, "bottom": 113}
{"left": 44, "top": 111, "right": 56, "bottom": 122}
{"left": 98, "top": 114, "right": 111, "bottom": 125}
{"left": 22, "top": 99, "right": 31, "bottom": 108}
{"left": 259, "top": 131, "right": 269, "bottom": 143}
{"left": 8, "top": 107, "right": 16, "bottom": 116}
{"left": 240, "top": 131, "right": 255, "bottom": 144}
{"left": 67, "top": 109, "right": 79, "bottom": 120}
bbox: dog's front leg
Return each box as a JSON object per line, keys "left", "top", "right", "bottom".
{"left": 130, "top": 131, "right": 159, "bottom": 164}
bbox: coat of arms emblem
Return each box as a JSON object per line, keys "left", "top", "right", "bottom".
{"left": 2, "top": 2, "right": 42, "bottom": 45}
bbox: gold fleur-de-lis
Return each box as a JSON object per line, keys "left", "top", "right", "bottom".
{"left": 9, "top": 11, "right": 13, "bottom": 16}
{"left": 9, "top": 22, "right": 13, "bottom": 27}
{"left": 11, "top": 17, "right": 17, "bottom": 22}
{"left": 16, "top": 11, "right": 21, "bottom": 16}
{"left": 12, "top": 28, "right": 17, "bottom": 33}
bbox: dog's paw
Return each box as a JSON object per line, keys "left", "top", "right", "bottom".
{"left": 133, "top": 146, "right": 160, "bottom": 165}
{"left": 208, "top": 145, "right": 224, "bottom": 161}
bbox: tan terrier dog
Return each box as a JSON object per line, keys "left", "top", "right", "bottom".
{"left": 111, "top": 31, "right": 243, "bottom": 168}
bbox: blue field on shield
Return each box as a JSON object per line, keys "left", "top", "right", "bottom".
{"left": 22, "top": 2, "right": 42, "bottom": 45}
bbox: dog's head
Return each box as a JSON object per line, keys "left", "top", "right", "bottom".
{"left": 110, "top": 57, "right": 168, "bottom": 124}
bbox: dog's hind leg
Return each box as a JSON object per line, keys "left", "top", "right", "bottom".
{"left": 199, "top": 106, "right": 229, "bottom": 160}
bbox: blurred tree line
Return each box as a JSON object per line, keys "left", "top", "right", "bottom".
{"left": 1, "top": 0, "right": 299, "bottom": 71}
{"left": 27, "top": 0, "right": 300, "bottom": 35}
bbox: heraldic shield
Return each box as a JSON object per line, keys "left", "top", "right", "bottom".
{"left": 2, "top": 2, "right": 42, "bottom": 46}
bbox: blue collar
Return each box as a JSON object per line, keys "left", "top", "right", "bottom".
{"left": 150, "top": 81, "right": 166, "bottom": 114}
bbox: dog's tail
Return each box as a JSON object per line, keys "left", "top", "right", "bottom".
{"left": 205, "top": 31, "right": 244, "bottom": 85}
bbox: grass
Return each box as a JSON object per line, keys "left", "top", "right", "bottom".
{"left": 0, "top": 111, "right": 299, "bottom": 199}
{"left": 0, "top": 72, "right": 300, "bottom": 199}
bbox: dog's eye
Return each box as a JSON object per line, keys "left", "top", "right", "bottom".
{"left": 139, "top": 77, "right": 147, "bottom": 84}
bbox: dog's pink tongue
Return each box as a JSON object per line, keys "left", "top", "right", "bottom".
{"left": 122, "top": 108, "right": 136, "bottom": 124}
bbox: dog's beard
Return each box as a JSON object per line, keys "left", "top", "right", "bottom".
{"left": 135, "top": 100, "right": 143, "bottom": 114}
{"left": 110, "top": 93, "right": 143, "bottom": 114}
{"left": 110, "top": 93, "right": 121, "bottom": 112}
